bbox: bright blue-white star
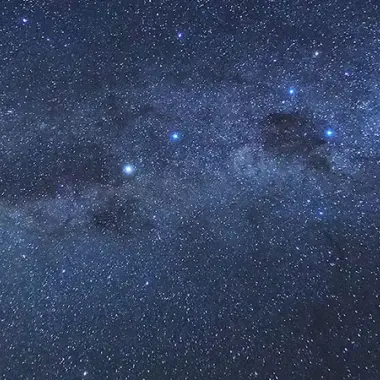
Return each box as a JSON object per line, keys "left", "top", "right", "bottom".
{"left": 22, "top": 17, "right": 28, "bottom": 24}
{"left": 325, "top": 128, "right": 336, "bottom": 138}
{"left": 169, "top": 131, "right": 182, "bottom": 142}
{"left": 177, "top": 31, "right": 184, "bottom": 39}
{"left": 288, "top": 87, "right": 296, "bottom": 96}
{"left": 123, "top": 164, "right": 135, "bottom": 176}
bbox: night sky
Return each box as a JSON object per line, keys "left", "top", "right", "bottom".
{"left": 1, "top": 0, "right": 380, "bottom": 379}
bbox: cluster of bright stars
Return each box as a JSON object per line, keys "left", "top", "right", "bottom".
{"left": 17, "top": 21, "right": 331, "bottom": 179}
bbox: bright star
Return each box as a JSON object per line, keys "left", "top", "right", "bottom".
{"left": 123, "top": 164, "right": 135, "bottom": 175}
{"left": 22, "top": 17, "right": 28, "bottom": 23}
{"left": 288, "top": 87, "right": 296, "bottom": 95}
{"left": 325, "top": 129, "right": 335, "bottom": 138}
{"left": 177, "top": 32, "right": 183, "bottom": 38}
{"left": 170, "top": 131, "right": 181, "bottom": 141}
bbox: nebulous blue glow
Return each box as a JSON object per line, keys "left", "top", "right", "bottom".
{"left": 123, "top": 164, "right": 135, "bottom": 175}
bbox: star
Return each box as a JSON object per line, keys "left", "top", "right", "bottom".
{"left": 317, "top": 209, "right": 326, "bottom": 218}
{"left": 177, "top": 31, "right": 184, "bottom": 39}
{"left": 288, "top": 87, "right": 296, "bottom": 96}
{"left": 123, "top": 164, "right": 135, "bottom": 175}
{"left": 169, "top": 131, "right": 181, "bottom": 142}
{"left": 22, "top": 17, "right": 28, "bottom": 24}
{"left": 325, "top": 128, "right": 335, "bottom": 138}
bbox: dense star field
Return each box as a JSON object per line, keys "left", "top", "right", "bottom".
{"left": 1, "top": 1, "right": 380, "bottom": 379}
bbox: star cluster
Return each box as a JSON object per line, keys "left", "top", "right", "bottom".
{"left": 0, "top": 1, "right": 380, "bottom": 379}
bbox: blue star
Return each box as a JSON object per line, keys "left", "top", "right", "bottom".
{"left": 123, "top": 164, "right": 135, "bottom": 176}
{"left": 177, "top": 31, "right": 184, "bottom": 39}
{"left": 169, "top": 131, "right": 181, "bottom": 142}
{"left": 288, "top": 87, "right": 296, "bottom": 96}
{"left": 325, "top": 129, "right": 335, "bottom": 138}
{"left": 316, "top": 208, "right": 326, "bottom": 218}
{"left": 22, "top": 17, "right": 28, "bottom": 24}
